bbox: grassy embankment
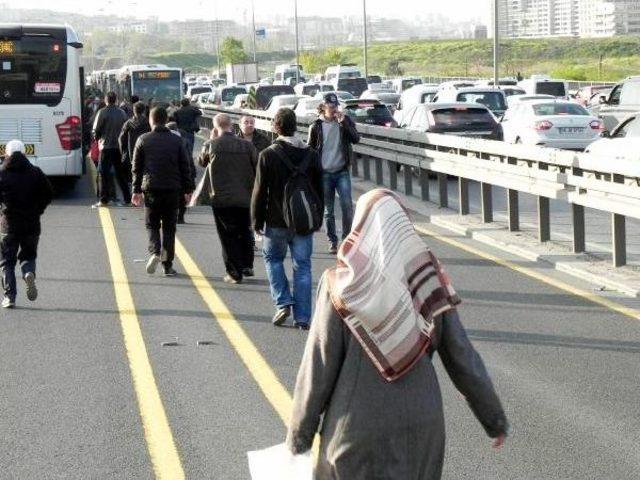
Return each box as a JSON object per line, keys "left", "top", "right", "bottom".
{"left": 147, "top": 36, "right": 640, "bottom": 81}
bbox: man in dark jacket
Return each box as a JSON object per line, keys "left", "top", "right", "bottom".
{"left": 251, "top": 108, "right": 323, "bottom": 329}
{"left": 119, "top": 101, "right": 151, "bottom": 185}
{"left": 204, "top": 114, "right": 258, "bottom": 284}
{"left": 131, "top": 107, "right": 194, "bottom": 277}
{"left": 0, "top": 140, "right": 53, "bottom": 308}
{"left": 172, "top": 98, "right": 202, "bottom": 158}
{"left": 238, "top": 115, "right": 271, "bottom": 155}
{"left": 307, "top": 93, "right": 360, "bottom": 254}
{"left": 92, "top": 91, "right": 130, "bottom": 207}
{"left": 167, "top": 121, "right": 197, "bottom": 224}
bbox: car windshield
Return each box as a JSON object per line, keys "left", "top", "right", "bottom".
{"left": 457, "top": 92, "right": 506, "bottom": 111}
{"left": 0, "top": 34, "right": 67, "bottom": 106}
{"left": 302, "top": 85, "right": 320, "bottom": 96}
{"left": 345, "top": 104, "right": 392, "bottom": 119}
{"left": 535, "top": 82, "right": 566, "bottom": 97}
{"left": 420, "top": 92, "right": 437, "bottom": 103}
{"left": 221, "top": 88, "right": 246, "bottom": 102}
{"left": 432, "top": 107, "right": 495, "bottom": 127}
{"left": 532, "top": 103, "right": 589, "bottom": 116}
{"left": 189, "top": 87, "right": 211, "bottom": 95}
{"left": 402, "top": 79, "right": 422, "bottom": 90}
{"left": 255, "top": 86, "right": 295, "bottom": 109}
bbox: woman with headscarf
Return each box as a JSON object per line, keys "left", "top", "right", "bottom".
{"left": 286, "top": 189, "right": 508, "bottom": 479}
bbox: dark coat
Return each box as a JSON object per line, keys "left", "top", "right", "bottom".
{"left": 92, "top": 105, "right": 128, "bottom": 150}
{"left": 203, "top": 132, "right": 257, "bottom": 209}
{"left": 307, "top": 115, "right": 360, "bottom": 171}
{"left": 119, "top": 115, "right": 151, "bottom": 162}
{"left": 238, "top": 129, "right": 271, "bottom": 155}
{"left": 251, "top": 139, "right": 323, "bottom": 231}
{"left": 132, "top": 126, "right": 195, "bottom": 194}
{"left": 287, "top": 274, "right": 508, "bottom": 480}
{"left": 172, "top": 104, "right": 202, "bottom": 134}
{"left": 0, "top": 153, "right": 53, "bottom": 235}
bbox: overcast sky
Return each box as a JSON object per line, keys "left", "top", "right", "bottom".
{"left": 6, "top": 0, "right": 490, "bottom": 23}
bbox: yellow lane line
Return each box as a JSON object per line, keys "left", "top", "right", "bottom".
{"left": 174, "top": 239, "right": 293, "bottom": 426}
{"left": 414, "top": 223, "right": 640, "bottom": 322}
{"left": 98, "top": 208, "right": 185, "bottom": 480}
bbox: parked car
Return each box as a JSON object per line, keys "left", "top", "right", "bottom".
{"left": 501, "top": 100, "right": 603, "bottom": 150}
{"left": 391, "top": 77, "right": 423, "bottom": 93}
{"left": 575, "top": 85, "right": 611, "bottom": 107}
{"left": 434, "top": 87, "right": 508, "bottom": 117}
{"left": 398, "top": 85, "right": 439, "bottom": 111}
{"left": 340, "top": 99, "right": 398, "bottom": 128}
{"left": 293, "top": 98, "right": 322, "bottom": 119}
{"left": 254, "top": 85, "right": 296, "bottom": 110}
{"left": 589, "top": 76, "right": 640, "bottom": 132}
{"left": 585, "top": 113, "right": 640, "bottom": 160}
{"left": 335, "top": 77, "right": 368, "bottom": 98}
{"left": 360, "top": 90, "right": 401, "bottom": 113}
{"left": 517, "top": 75, "right": 569, "bottom": 99}
{"left": 212, "top": 85, "right": 247, "bottom": 107}
{"left": 366, "top": 75, "right": 383, "bottom": 86}
{"left": 314, "top": 90, "right": 355, "bottom": 101}
{"left": 400, "top": 103, "right": 503, "bottom": 140}
{"left": 501, "top": 86, "right": 526, "bottom": 97}
{"left": 186, "top": 85, "right": 213, "bottom": 99}
{"left": 294, "top": 82, "right": 322, "bottom": 97}
{"left": 265, "top": 94, "right": 308, "bottom": 115}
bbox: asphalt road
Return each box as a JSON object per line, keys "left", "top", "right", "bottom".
{"left": 0, "top": 169, "right": 639, "bottom": 479}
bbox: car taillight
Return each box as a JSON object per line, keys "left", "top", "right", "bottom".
{"left": 56, "top": 116, "right": 82, "bottom": 151}
{"left": 534, "top": 120, "right": 553, "bottom": 131}
{"left": 589, "top": 120, "right": 605, "bottom": 131}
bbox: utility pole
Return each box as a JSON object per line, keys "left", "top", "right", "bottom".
{"left": 493, "top": 0, "right": 499, "bottom": 88}
{"left": 214, "top": 0, "right": 221, "bottom": 77}
{"left": 363, "top": 0, "right": 368, "bottom": 79}
{"left": 251, "top": 0, "right": 257, "bottom": 63}
{"left": 294, "top": 0, "right": 300, "bottom": 84}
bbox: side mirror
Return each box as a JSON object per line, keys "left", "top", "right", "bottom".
{"left": 600, "top": 130, "right": 611, "bottom": 138}
{"left": 599, "top": 95, "right": 607, "bottom": 105}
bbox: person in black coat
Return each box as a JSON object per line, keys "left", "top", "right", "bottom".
{"left": 0, "top": 140, "right": 53, "bottom": 308}
{"left": 119, "top": 101, "right": 151, "bottom": 185}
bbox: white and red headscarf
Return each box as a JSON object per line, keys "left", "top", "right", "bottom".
{"left": 327, "top": 189, "right": 460, "bottom": 382}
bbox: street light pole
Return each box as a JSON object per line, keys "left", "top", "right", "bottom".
{"left": 251, "top": 0, "right": 257, "bottom": 63}
{"left": 294, "top": 0, "right": 300, "bottom": 84}
{"left": 214, "top": 0, "right": 221, "bottom": 77}
{"left": 493, "top": 0, "right": 499, "bottom": 88}
{"left": 363, "top": 0, "right": 368, "bottom": 79}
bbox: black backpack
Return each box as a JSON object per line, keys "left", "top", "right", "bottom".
{"left": 272, "top": 145, "right": 323, "bottom": 235}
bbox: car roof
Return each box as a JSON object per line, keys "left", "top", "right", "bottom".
{"left": 449, "top": 87, "right": 505, "bottom": 94}
{"left": 416, "top": 102, "right": 492, "bottom": 111}
{"left": 341, "top": 99, "right": 382, "bottom": 106}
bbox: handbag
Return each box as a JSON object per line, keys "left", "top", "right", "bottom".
{"left": 247, "top": 443, "right": 313, "bottom": 480}
{"left": 90, "top": 140, "right": 100, "bottom": 164}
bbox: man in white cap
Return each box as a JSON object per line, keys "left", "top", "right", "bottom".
{"left": 0, "top": 140, "right": 53, "bottom": 308}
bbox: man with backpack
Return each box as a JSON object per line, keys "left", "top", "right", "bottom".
{"left": 251, "top": 108, "right": 323, "bottom": 330}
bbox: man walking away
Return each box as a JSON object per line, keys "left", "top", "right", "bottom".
{"left": 205, "top": 114, "right": 257, "bottom": 284}
{"left": 173, "top": 98, "right": 202, "bottom": 159}
{"left": 0, "top": 140, "right": 53, "bottom": 308}
{"left": 252, "top": 108, "right": 323, "bottom": 330}
{"left": 92, "top": 91, "right": 130, "bottom": 208}
{"left": 308, "top": 93, "right": 360, "bottom": 254}
{"left": 131, "top": 107, "right": 194, "bottom": 277}
{"left": 167, "top": 121, "right": 197, "bottom": 224}
{"left": 119, "top": 101, "right": 151, "bottom": 187}
{"left": 238, "top": 115, "right": 271, "bottom": 155}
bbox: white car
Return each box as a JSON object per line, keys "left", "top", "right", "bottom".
{"left": 265, "top": 94, "right": 308, "bottom": 115}
{"left": 434, "top": 87, "right": 508, "bottom": 117}
{"left": 501, "top": 100, "right": 604, "bottom": 150}
{"left": 293, "top": 98, "right": 322, "bottom": 119}
{"left": 585, "top": 113, "right": 640, "bottom": 160}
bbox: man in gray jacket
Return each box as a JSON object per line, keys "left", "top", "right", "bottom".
{"left": 92, "top": 91, "right": 129, "bottom": 208}
{"left": 206, "top": 114, "right": 257, "bottom": 284}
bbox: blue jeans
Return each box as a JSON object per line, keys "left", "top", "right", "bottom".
{"left": 262, "top": 227, "right": 313, "bottom": 324}
{"left": 323, "top": 170, "right": 354, "bottom": 245}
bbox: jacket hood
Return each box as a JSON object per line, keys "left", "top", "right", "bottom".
{"left": 1, "top": 152, "right": 32, "bottom": 172}
{"left": 276, "top": 136, "right": 308, "bottom": 149}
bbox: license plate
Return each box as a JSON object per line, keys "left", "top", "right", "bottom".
{"left": 0, "top": 144, "right": 35, "bottom": 156}
{"left": 559, "top": 127, "right": 584, "bottom": 134}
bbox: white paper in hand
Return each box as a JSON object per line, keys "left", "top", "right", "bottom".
{"left": 247, "top": 443, "right": 313, "bottom": 480}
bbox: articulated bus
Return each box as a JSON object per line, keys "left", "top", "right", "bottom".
{"left": 115, "top": 65, "right": 183, "bottom": 107}
{"left": 0, "top": 24, "right": 84, "bottom": 178}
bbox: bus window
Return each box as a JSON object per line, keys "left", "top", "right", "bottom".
{"left": 0, "top": 35, "right": 67, "bottom": 106}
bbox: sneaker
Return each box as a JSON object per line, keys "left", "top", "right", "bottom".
{"left": 163, "top": 267, "right": 178, "bottom": 277}
{"left": 146, "top": 255, "right": 161, "bottom": 274}
{"left": 294, "top": 321, "right": 310, "bottom": 331}
{"left": 328, "top": 243, "right": 338, "bottom": 255}
{"left": 223, "top": 274, "right": 241, "bottom": 284}
{"left": 91, "top": 201, "right": 109, "bottom": 209}
{"left": 242, "top": 268, "right": 254, "bottom": 278}
{"left": 272, "top": 306, "right": 291, "bottom": 326}
{"left": 2, "top": 296, "right": 15, "bottom": 309}
{"left": 24, "top": 272, "right": 38, "bottom": 302}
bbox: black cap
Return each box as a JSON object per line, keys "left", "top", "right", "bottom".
{"left": 323, "top": 93, "right": 339, "bottom": 107}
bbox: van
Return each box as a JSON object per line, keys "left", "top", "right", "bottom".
{"left": 324, "top": 64, "right": 362, "bottom": 83}
{"left": 274, "top": 64, "right": 305, "bottom": 86}
{"left": 517, "top": 76, "right": 568, "bottom": 99}
{"left": 592, "top": 76, "right": 640, "bottom": 131}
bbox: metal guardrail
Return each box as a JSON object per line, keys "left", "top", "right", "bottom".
{"left": 421, "top": 76, "right": 616, "bottom": 92}
{"left": 200, "top": 105, "right": 639, "bottom": 267}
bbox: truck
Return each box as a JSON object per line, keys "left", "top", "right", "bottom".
{"left": 225, "top": 63, "right": 259, "bottom": 85}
